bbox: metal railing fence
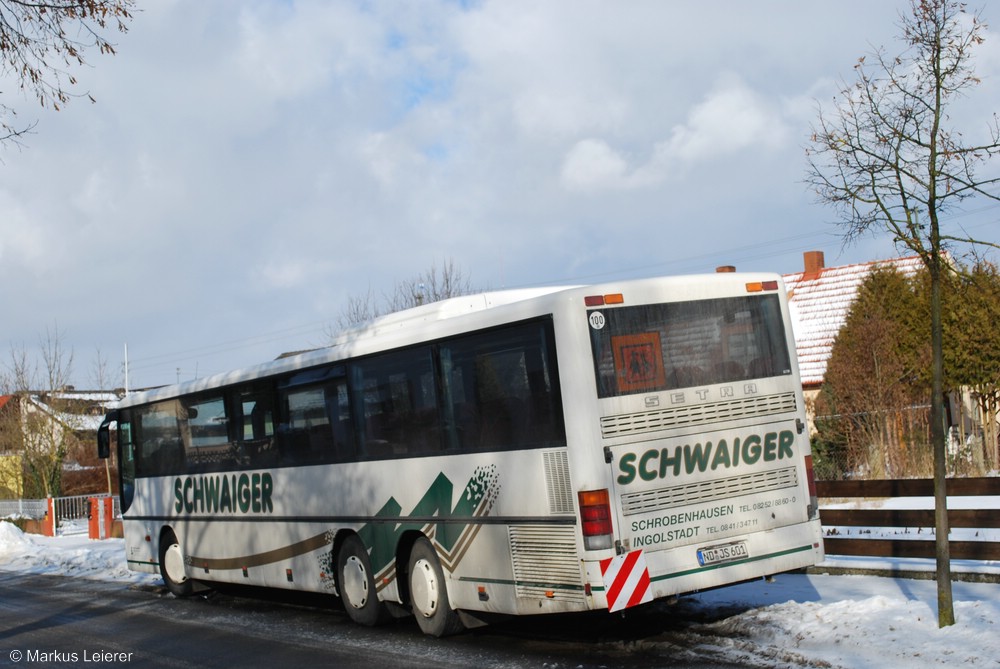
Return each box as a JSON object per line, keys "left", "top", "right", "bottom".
{"left": 0, "top": 494, "right": 120, "bottom": 535}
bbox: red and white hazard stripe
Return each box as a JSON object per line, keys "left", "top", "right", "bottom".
{"left": 599, "top": 549, "right": 653, "bottom": 613}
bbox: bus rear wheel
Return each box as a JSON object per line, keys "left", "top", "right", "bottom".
{"left": 159, "top": 530, "right": 193, "bottom": 598}
{"left": 408, "top": 537, "right": 464, "bottom": 637}
{"left": 336, "top": 535, "right": 390, "bottom": 626}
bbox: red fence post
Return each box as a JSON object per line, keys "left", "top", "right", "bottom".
{"left": 87, "top": 497, "right": 114, "bottom": 540}
{"left": 88, "top": 497, "right": 100, "bottom": 539}
{"left": 42, "top": 496, "right": 56, "bottom": 537}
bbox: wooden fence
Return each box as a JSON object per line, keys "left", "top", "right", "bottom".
{"left": 817, "top": 477, "right": 1000, "bottom": 561}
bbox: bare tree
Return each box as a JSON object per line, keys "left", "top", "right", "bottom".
{"left": 335, "top": 259, "right": 479, "bottom": 331}
{"left": 90, "top": 346, "right": 121, "bottom": 392}
{"left": 0, "top": 0, "right": 134, "bottom": 147}
{"left": 40, "top": 323, "right": 73, "bottom": 392}
{"left": 336, "top": 285, "right": 380, "bottom": 331}
{"left": 0, "top": 327, "right": 78, "bottom": 498}
{"left": 1, "top": 341, "right": 36, "bottom": 391}
{"left": 806, "top": 0, "right": 1000, "bottom": 627}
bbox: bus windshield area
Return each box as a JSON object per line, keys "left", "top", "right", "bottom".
{"left": 589, "top": 294, "right": 792, "bottom": 399}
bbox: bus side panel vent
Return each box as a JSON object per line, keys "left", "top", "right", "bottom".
{"left": 543, "top": 450, "right": 573, "bottom": 514}
{"left": 509, "top": 525, "right": 584, "bottom": 603}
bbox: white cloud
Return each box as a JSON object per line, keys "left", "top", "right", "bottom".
{"left": 560, "top": 74, "right": 794, "bottom": 192}
{"left": 359, "top": 131, "right": 425, "bottom": 189}
{"left": 451, "top": 2, "right": 639, "bottom": 140}
{"left": 0, "top": 192, "right": 47, "bottom": 269}
{"left": 559, "top": 139, "right": 630, "bottom": 191}
{"left": 260, "top": 260, "right": 308, "bottom": 290}
{"left": 662, "top": 73, "right": 790, "bottom": 162}
{"left": 235, "top": 3, "right": 382, "bottom": 102}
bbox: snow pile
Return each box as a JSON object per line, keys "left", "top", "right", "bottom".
{"left": 2, "top": 521, "right": 998, "bottom": 668}
{"left": 686, "top": 592, "right": 998, "bottom": 668}
{"left": 0, "top": 522, "right": 156, "bottom": 585}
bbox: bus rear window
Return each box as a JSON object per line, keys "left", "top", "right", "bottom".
{"left": 589, "top": 294, "right": 791, "bottom": 399}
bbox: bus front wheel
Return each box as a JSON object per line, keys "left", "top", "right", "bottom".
{"left": 407, "top": 537, "right": 464, "bottom": 637}
{"left": 336, "top": 535, "right": 390, "bottom": 626}
{"left": 159, "top": 531, "right": 193, "bottom": 598}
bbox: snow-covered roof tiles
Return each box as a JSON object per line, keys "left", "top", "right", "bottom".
{"left": 15, "top": 391, "right": 121, "bottom": 433}
{"left": 783, "top": 253, "right": 925, "bottom": 387}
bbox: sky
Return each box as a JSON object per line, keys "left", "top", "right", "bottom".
{"left": 2, "top": 0, "right": 999, "bottom": 391}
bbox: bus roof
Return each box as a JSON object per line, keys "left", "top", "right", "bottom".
{"left": 328, "top": 287, "right": 573, "bottom": 346}
{"left": 117, "top": 286, "right": 574, "bottom": 409}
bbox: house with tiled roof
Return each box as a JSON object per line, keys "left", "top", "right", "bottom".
{"left": 781, "top": 251, "right": 928, "bottom": 437}
{"left": 0, "top": 390, "right": 121, "bottom": 498}
{"left": 784, "top": 250, "right": 1000, "bottom": 476}
{"left": 783, "top": 250, "right": 926, "bottom": 391}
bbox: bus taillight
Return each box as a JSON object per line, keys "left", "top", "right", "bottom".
{"left": 579, "top": 489, "right": 614, "bottom": 550}
{"left": 805, "top": 455, "right": 819, "bottom": 518}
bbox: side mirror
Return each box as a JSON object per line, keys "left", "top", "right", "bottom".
{"left": 97, "top": 411, "right": 118, "bottom": 459}
{"left": 97, "top": 427, "right": 111, "bottom": 459}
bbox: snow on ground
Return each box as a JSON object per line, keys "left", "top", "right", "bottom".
{"left": 680, "top": 569, "right": 999, "bottom": 668}
{"left": 1, "top": 521, "right": 998, "bottom": 669}
{"left": 0, "top": 521, "right": 158, "bottom": 587}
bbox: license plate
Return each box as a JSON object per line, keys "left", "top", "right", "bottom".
{"left": 697, "top": 541, "right": 749, "bottom": 566}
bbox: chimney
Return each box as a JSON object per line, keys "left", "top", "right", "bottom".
{"left": 803, "top": 251, "right": 825, "bottom": 278}
{"left": 715, "top": 265, "right": 736, "bottom": 273}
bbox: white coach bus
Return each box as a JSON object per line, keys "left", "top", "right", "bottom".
{"left": 98, "top": 273, "right": 824, "bottom": 636}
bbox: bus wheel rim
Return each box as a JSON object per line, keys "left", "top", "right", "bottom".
{"left": 343, "top": 555, "right": 369, "bottom": 608}
{"left": 164, "top": 543, "right": 188, "bottom": 584}
{"left": 411, "top": 558, "right": 438, "bottom": 619}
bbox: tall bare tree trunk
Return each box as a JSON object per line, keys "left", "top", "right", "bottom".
{"left": 929, "top": 245, "right": 954, "bottom": 627}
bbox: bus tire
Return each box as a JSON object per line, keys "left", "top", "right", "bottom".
{"left": 159, "top": 530, "right": 193, "bottom": 598}
{"left": 336, "top": 535, "right": 390, "bottom": 626}
{"left": 407, "top": 537, "right": 464, "bottom": 637}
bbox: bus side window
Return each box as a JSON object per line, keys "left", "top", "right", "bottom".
{"left": 281, "top": 385, "right": 333, "bottom": 464}
{"left": 326, "top": 380, "right": 355, "bottom": 461}
{"left": 181, "top": 395, "right": 234, "bottom": 472}
{"left": 440, "top": 320, "right": 565, "bottom": 453}
{"left": 475, "top": 351, "right": 524, "bottom": 449}
{"left": 135, "top": 400, "right": 184, "bottom": 477}
{"left": 239, "top": 387, "right": 278, "bottom": 467}
{"left": 441, "top": 352, "right": 480, "bottom": 452}
{"left": 352, "top": 346, "right": 441, "bottom": 459}
{"left": 276, "top": 365, "right": 356, "bottom": 465}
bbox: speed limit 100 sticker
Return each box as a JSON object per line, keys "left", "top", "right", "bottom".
{"left": 589, "top": 311, "right": 606, "bottom": 330}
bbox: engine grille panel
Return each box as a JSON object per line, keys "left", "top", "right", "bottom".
{"left": 601, "top": 392, "right": 798, "bottom": 440}
{"left": 509, "top": 525, "right": 584, "bottom": 603}
{"left": 621, "top": 466, "right": 799, "bottom": 516}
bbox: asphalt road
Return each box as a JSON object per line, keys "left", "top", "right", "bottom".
{"left": 0, "top": 573, "right": 750, "bottom": 669}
